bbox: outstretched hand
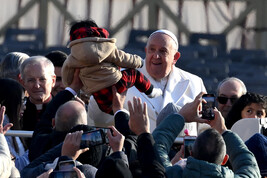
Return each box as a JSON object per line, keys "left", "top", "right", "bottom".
{"left": 0, "top": 105, "right": 13, "bottom": 134}
{"left": 107, "top": 126, "right": 125, "bottom": 152}
{"left": 69, "top": 69, "right": 83, "bottom": 93}
{"left": 128, "top": 97, "right": 150, "bottom": 135}
{"left": 61, "top": 131, "right": 89, "bottom": 160}
{"left": 112, "top": 86, "right": 127, "bottom": 113}
{"left": 208, "top": 108, "right": 228, "bottom": 134}
{"left": 178, "top": 92, "right": 209, "bottom": 124}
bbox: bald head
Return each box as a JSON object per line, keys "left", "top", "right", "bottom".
{"left": 55, "top": 100, "right": 87, "bottom": 132}
{"left": 217, "top": 77, "right": 247, "bottom": 118}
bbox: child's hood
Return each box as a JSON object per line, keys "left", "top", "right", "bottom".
{"left": 68, "top": 37, "right": 117, "bottom": 65}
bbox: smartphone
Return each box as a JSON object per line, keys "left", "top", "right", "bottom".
{"left": 49, "top": 160, "right": 77, "bottom": 178}
{"left": 80, "top": 129, "right": 106, "bottom": 148}
{"left": 183, "top": 136, "right": 196, "bottom": 158}
{"left": 202, "top": 94, "right": 215, "bottom": 120}
{"left": 58, "top": 160, "right": 76, "bottom": 171}
{"left": 49, "top": 170, "right": 78, "bottom": 178}
{"left": 95, "top": 127, "right": 112, "bottom": 144}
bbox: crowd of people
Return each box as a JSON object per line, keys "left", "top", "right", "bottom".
{"left": 0, "top": 19, "right": 266, "bottom": 178}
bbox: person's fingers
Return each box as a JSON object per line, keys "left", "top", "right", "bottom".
{"left": 128, "top": 100, "right": 134, "bottom": 114}
{"left": 137, "top": 97, "right": 142, "bottom": 113}
{"left": 3, "top": 123, "right": 13, "bottom": 133}
{"left": 143, "top": 102, "right": 147, "bottom": 116}
{"left": 109, "top": 126, "right": 119, "bottom": 136}
{"left": 195, "top": 92, "right": 205, "bottom": 106}
{"left": 112, "top": 86, "right": 117, "bottom": 97}
{"left": 76, "top": 131, "right": 83, "bottom": 145}
{"left": 74, "top": 96, "right": 85, "bottom": 106}
{"left": 73, "top": 167, "right": 85, "bottom": 178}
{"left": 133, "top": 97, "right": 138, "bottom": 113}
{"left": 47, "top": 169, "right": 53, "bottom": 175}
{"left": 0, "top": 106, "right": 5, "bottom": 125}
{"left": 74, "top": 68, "right": 80, "bottom": 76}
{"left": 80, "top": 147, "right": 89, "bottom": 154}
{"left": 64, "top": 133, "right": 71, "bottom": 142}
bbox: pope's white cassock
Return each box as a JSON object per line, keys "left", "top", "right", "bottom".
{"left": 87, "top": 62, "right": 206, "bottom": 136}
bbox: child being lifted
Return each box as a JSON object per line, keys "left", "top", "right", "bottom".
{"left": 62, "top": 20, "right": 162, "bottom": 115}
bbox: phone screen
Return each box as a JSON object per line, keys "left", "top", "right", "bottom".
{"left": 202, "top": 94, "right": 215, "bottom": 120}
{"left": 184, "top": 136, "right": 196, "bottom": 158}
{"left": 80, "top": 130, "right": 105, "bottom": 148}
{"left": 95, "top": 127, "right": 111, "bottom": 144}
{"left": 58, "top": 160, "right": 75, "bottom": 171}
{"left": 49, "top": 170, "right": 78, "bottom": 178}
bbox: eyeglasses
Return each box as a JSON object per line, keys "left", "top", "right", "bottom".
{"left": 22, "top": 97, "right": 27, "bottom": 105}
{"left": 217, "top": 96, "right": 238, "bottom": 104}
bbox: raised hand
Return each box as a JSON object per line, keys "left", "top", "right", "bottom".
{"left": 128, "top": 97, "right": 150, "bottom": 135}
{"left": 0, "top": 105, "right": 13, "bottom": 135}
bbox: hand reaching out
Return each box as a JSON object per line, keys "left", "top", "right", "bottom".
{"left": 69, "top": 69, "right": 83, "bottom": 93}
{"left": 208, "top": 108, "right": 228, "bottom": 134}
{"left": 107, "top": 126, "right": 125, "bottom": 152}
{"left": 128, "top": 97, "right": 150, "bottom": 135}
{"left": 61, "top": 131, "right": 89, "bottom": 160}
{"left": 0, "top": 105, "right": 13, "bottom": 134}
{"left": 179, "top": 92, "right": 209, "bottom": 124}
{"left": 112, "top": 86, "right": 127, "bottom": 113}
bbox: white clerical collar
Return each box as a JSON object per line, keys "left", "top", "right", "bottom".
{"left": 155, "top": 76, "right": 169, "bottom": 91}
{"left": 35, "top": 104, "right": 43, "bottom": 110}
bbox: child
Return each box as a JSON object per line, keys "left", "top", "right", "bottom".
{"left": 62, "top": 20, "right": 162, "bottom": 115}
{"left": 226, "top": 92, "right": 267, "bottom": 129}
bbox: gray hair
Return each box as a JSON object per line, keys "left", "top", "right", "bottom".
{"left": 0, "top": 52, "right": 29, "bottom": 80}
{"left": 216, "top": 77, "right": 247, "bottom": 95}
{"left": 20, "top": 56, "right": 55, "bottom": 80}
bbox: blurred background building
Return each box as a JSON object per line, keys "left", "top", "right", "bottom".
{"left": 0, "top": 0, "right": 267, "bottom": 95}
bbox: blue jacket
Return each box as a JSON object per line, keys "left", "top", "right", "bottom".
{"left": 152, "top": 114, "right": 261, "bottom": 178}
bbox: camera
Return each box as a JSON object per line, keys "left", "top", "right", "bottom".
{"left": 202, "top": 94, "right": 215, "bottom": 120}
{"left": 183, "top": 136, "right": 196, "bottom": 158}
{"left": 96, "top": 127, "right": 112, "bottom": 144}
{"left": 49, "top": 160, "right": 77, "bottom": 178}
{"left": 49, "top": 170, "right": 77, "bottom": 178}
{"left": 80, "top": 129, "right": 109, "bottom": 148}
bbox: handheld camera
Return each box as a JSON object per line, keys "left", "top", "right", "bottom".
{"left": 183, "top": 136, "right": 196, "bottom": 158}
{"left": 80, "top": 129, "right": 110, "bottom": 149}
{"left": 49, "top": 160, "right": 77, "bottom": 178}
{"left": 202, "top": 94, "right": 215, "bottom": 120}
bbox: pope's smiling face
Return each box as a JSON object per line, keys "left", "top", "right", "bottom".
{"left": 145, "top": 32, "right": 180, "bottom": 80}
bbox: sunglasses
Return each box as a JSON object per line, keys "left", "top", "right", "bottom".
{"left": 217, "top": 96, "right": 238, "bottom": 104}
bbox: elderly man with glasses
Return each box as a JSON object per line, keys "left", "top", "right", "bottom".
{"left": 216, "top": 77, "right": 247, "bottom": 118}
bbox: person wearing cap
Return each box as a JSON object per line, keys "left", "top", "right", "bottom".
{"left": 88, "top": 29, "right": 206, "bottom": 132}
{"left": 216, "top": 77, "right": 247, "bottom": 119}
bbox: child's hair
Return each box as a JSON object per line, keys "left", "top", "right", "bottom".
{"left": 69, "top": 20, "right": 109, "bottom": 41}
{"left": 225, "top": 92, "right": 267, "bottom": 129}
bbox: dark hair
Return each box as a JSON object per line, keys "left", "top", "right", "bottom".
{"left": 192, "top": 128, "right": 226, "bottom": 165}
{"left": 45, "top": 50, "right": 67, "bottom": 67}
{"left": 0, "top": 78, "right": 27, "bottom": 152}
{"left": 226, "top": 92, "right": 267, "bottom": 129}
{"left": 0, "top": 78, "right": 24, "bottom": 130}
{"left": 69, "top": 20, "right": 98, "bottom": 36}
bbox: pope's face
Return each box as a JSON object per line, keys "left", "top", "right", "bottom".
{"left": 145, "top": 33, "right": 180, "bottom": 80}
